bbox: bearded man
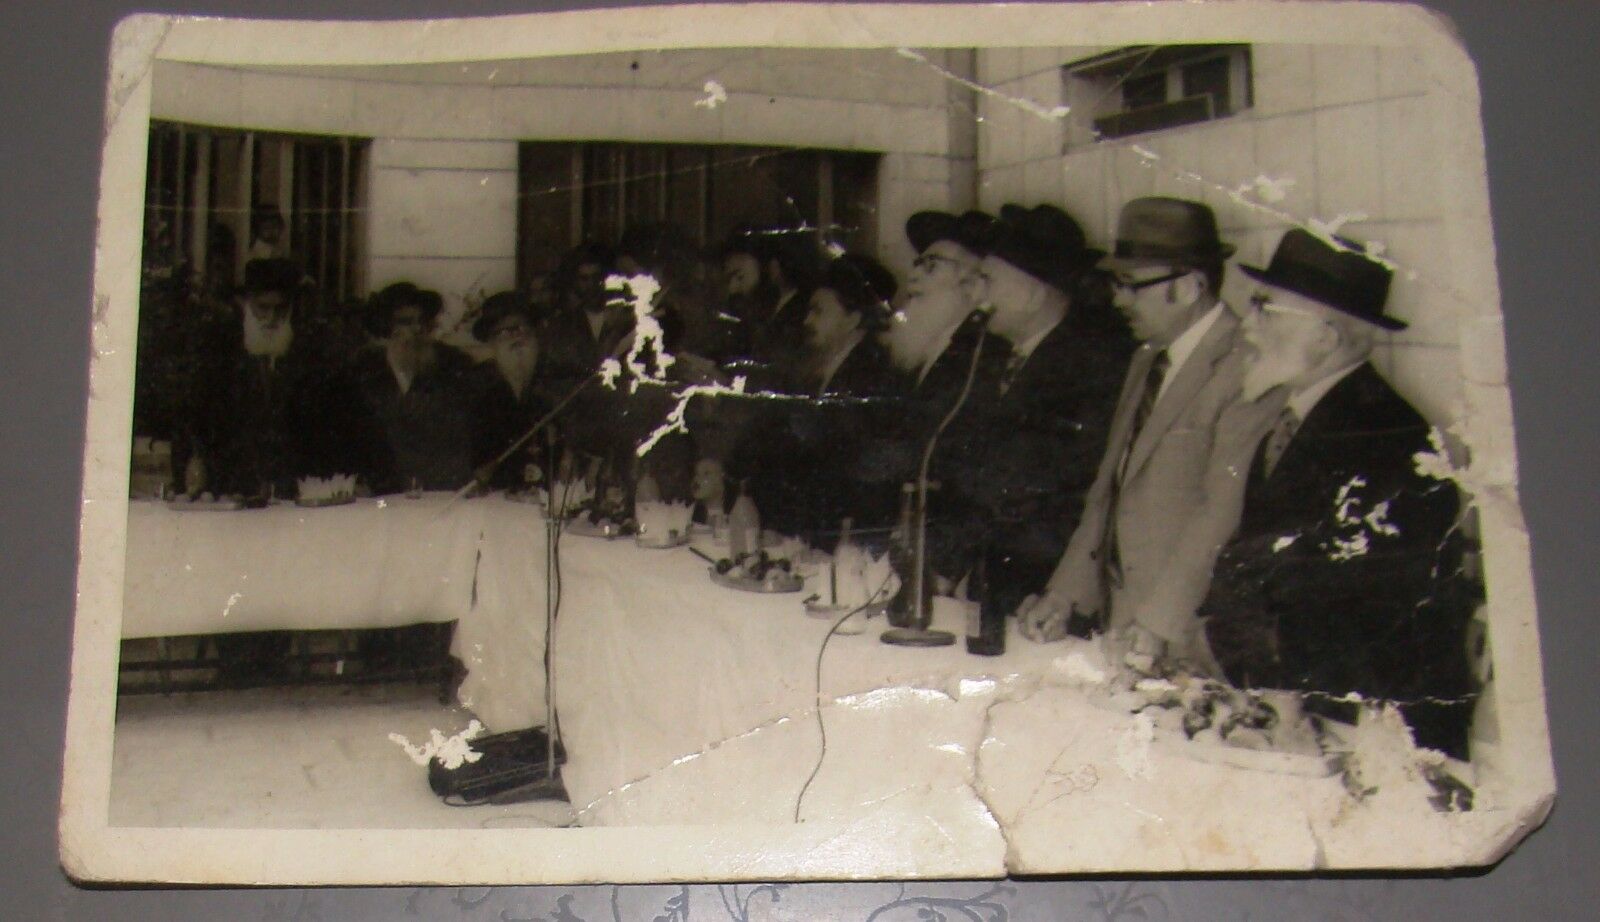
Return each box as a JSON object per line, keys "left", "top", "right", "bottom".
{"left": 189, "top": 257, "right": 315, "bottom": 500}
{"left": 351, "top": 282, "right": 477, "bottom": 494}
{"left": 466, "top": 290, "right": 556, "bottom": 493}
{"left": 1157, "top": 229, "right": 1478, "bottom": 756}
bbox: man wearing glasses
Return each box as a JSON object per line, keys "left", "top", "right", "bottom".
{"left": 1018, "top": 196, "right": 1245, "bottom": 666}
{"left": 1166, "top": 229, "right": 1476, "bottom": 756}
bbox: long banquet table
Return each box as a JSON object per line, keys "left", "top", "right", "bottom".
{"left": 123, "top": 496, "right": 1510, "bottom": 872}
{"left": 538, "top": 532, "right": 1510, "bottom": 873}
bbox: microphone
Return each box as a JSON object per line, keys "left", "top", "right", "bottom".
{"left": 882, "top": 307, "right": 994, "bottom": 648}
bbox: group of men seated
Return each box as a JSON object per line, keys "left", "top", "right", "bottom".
{"left": 132, "top": 194, "right": 1481, "bottom": 756}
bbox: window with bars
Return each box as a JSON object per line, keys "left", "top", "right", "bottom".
{"left": 516, "top": 141, "right": 880, "bottom": 289}
{"left": 143, "top": 121, "right": 369, "bottom": 302}
{"left": 1061, "top": 44, "right": 1253, "bottom": 143}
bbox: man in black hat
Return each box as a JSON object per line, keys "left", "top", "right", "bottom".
{"left": 188, "top": 257, "right": 317, "bottom": 500}
{"left": 885, "top": 210, "right": 995, "bottom": 379}
{"left": 1020, "top": 196, "right": 1246, "bottom": 658}
{"left": 865, "top": 210, "right": 1011, "bottom": 585}
{"left": 467, "top": 290, "right": 557, "bottom": 493}
{"left": 350, "top": 281, "right": 477, "bottom": 494}
{"left": 733, "top": 253, "right": 902, "bottom": 545}
{"left": 188, "top": 257, "right": 315, "bottom": 682}
{"left": 963, "top": 204, "right": 1136, "bottom": 631}
{"left": 1159, "top": 229, "right": 1477, "bottom": 756}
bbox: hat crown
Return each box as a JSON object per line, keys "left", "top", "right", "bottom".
{"left": 1107, "top": 197, "right": 1232, "bottom": 265}
{"left": 905, "top": 209, "right": 995, "bottom": 255}
{"left": 987, "top": 203, "right": 1101, "bottom": 291}
{"left": 1242, "top": 228, "right": 1402, "bottom": 330}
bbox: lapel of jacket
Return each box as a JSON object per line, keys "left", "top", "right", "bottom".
{"left": 1123, "top": 306, "right": 1241, "bottom": 482}
{"left": 1095, "top": 342, "right": 1158, "bottom": 484}
{"left": 1245, "top": 363, "right": 1379, "bottom": 530}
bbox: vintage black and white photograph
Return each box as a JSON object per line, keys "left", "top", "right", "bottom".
{"left": 62, "top": 2, "right": 1553, "bottom": 884}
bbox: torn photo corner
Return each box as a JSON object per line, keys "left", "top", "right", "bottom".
{"left": 64, "top": 1, "right": 1553, "bottom": 885}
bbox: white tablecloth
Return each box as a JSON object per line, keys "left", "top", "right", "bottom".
{"left": 538, "top": 536, "right": 1503, "bottom": 871}
{"left": 123, "top": 496, "right": 554, "bottom": 732}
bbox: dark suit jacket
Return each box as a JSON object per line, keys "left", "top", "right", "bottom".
{"left": 889, "top": 311, "right": 1013, "bottom": 580}
{"left": 1201, "top": 363, "right": 1479, "bottom": 756}
{"left": 730, "top": 335, "right": 902, "bottom": 547}
{"left": 348, "top": 344, "right": 478, "bottom": 494}
{"left": 971, "top": 316, "right": 1137, "bottom": 607}
{"left": 468, "top": 363, "right": 558, "bottom": 492}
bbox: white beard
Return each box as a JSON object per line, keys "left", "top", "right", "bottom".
{"left": 883, "top": 287, "right": 971, "bottom": 372}
{"left": 242, "top": 313, "right": 293, "bottom": 361}
{"left": 493, "top": 341, "right": 539, "bottom": 396}
{"left": 1239, "top": 348, "right": 1310, "bottom": 402}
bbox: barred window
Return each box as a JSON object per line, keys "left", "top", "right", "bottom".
{"left": 143, "top": 122, "right": 369, "bottom": 301}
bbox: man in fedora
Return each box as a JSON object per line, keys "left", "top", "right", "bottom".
{"left": 1019, "top": 196, "right": 1246, "bottom": 660}
{"left": 1169, "top": 229, "right": 1477, "bottom": 756}
{"left": 962, "top": 204, "right": 1136, "bottom": 637}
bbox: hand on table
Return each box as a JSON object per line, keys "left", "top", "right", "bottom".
{"left": 1017, "top": 592, "right": 1090, "bottom": 643}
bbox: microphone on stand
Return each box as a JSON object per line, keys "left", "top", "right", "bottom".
{"left": 442, "top": 370, "right": 600, "bottom": 510}
{"left": 881, "top": 305, "right": 995, "bottom": 648}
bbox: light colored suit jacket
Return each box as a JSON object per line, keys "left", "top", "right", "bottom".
{"left": 1043, "top": 304, "right": 1247, "bottom": 637}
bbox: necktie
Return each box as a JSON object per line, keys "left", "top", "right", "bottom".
{"left": 1259, "top": 407, "right": 1300, "bottom": 479}
{"left": 999, "top": 351, "right": 1026, "bottom": 395}
{"left": 1126, "top": 349, "right": 1171, "bottom": 456}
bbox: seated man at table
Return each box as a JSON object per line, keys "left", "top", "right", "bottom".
{"left": 188, "top": 257, "right": 314, "bottom": 680}
{"left": 188, "top": 257, "right": 319, "bottom": 501}
{"left": 876, "top": 210, "right": 1012, "bottom": 586}
{"left": 468, "top": 290, "right": 557, "bottom": 493}
{"left": 733, "top": 253, "right": 902, "bottom": 546}
{"left": 1146, "top": 229, "right": 1478, "bottom": 756}
{"left": 350, "top": 282, "right": 478, "bottom": 494}
{"left": 963, "top": 204, "right": 1137, "bottom": 630}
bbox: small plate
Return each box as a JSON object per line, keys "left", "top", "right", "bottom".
{"left": 709, "top": 566, "right": 804, "bottom": 594}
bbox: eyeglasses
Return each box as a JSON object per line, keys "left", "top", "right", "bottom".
{"left": 912, "top": 252, "right": 966, "bottom": 273}
{"left": 1111, "top": 269, "right": 1188, "bottom": 292}
{"left": 1247, "top": 291, "right": 1324, "bottom": 321}
{"left": 492, "top": 322, "right": 532, "bottom": 339}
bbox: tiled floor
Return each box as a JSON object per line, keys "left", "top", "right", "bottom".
{"left": 110, "top": 684, "right": 575, "bottom": 829}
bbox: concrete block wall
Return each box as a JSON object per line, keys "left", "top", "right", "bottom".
{"left": 151, "top": 49, "right": 974, "bottom": 327}
{"left": 365, "top": 140, "right": 520, "bottom": 337}
{"left": 975, "top": 44, "right": 1466, "bottom": 431}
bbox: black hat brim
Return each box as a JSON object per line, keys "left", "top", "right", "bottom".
{"left": 1239, "top": 264, "right": 1409, "bottom": 331}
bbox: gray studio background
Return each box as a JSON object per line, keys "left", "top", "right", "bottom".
{"left": 1, "top": 1, "right": 1593, "bottom": 918}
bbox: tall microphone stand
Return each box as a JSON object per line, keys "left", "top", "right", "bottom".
{"left": 540, "top": 423, "right": 564, "bottom": 795}
{"left": 881, "top": 309, "right": 993, "bottom": 648}
{"left": 452, "top": 372, "right": 599, "bottom": 801}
